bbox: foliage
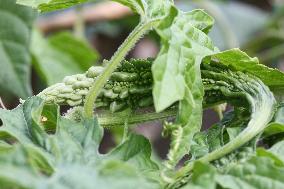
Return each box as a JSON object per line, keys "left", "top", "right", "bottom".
{"left": 16, "top": 0, "right": 87, "bottom": 12}
{"left": 31, "top": 31, "right": 99, "bottom": 86}
{"left": 0, "top": 0, "right": 36, "bottom": 98}
{"left": 0, "top": 97, "right": 159, "bottom": 189}
{"left": 0, "top": 0, "right": 284, "bottom": 189}
{"left": 0, "top": 0, "right": 99, "bottom": 98}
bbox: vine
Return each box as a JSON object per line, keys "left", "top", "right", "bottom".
{"left": 0, "top": 1, "right": 284, "bottom": 189}
{"left": 84, "top": 20, "right": 160, "bottom": 118}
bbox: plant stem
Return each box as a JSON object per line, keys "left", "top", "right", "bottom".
{"left": 74, "top": 5, "right": 85, "bottom": 40}
{"left": 97, "top": 109, "right": 176, "bottom": 127}
{"left": 84, "top": 20, "right": 159, "bottom": 118}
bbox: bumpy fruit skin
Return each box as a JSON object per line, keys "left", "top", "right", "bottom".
{"left": 39, "top": 58, "right": 270, "bottom": 114}
{"left": 38, "top": 59, "right": 153, "bottom": 112}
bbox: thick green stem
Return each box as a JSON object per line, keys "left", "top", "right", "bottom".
{"left": 83, "top": 21, "right": 159, "bottom": 118}
{"left": 97, "top": 109, "right": 176, "bottom": 127}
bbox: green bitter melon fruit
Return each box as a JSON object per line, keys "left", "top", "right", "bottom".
{"left": 38, "top": 58, "right": 274, "bottom": 115}
{"left": 38, "top": 59, "right": 153, "bottom": 112}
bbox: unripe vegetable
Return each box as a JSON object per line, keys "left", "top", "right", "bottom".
{"left": 38, "top": 59, "right": 153, "bottom": 112}
{"left": 38, "top": 58, "right": 267, "bottom": 113}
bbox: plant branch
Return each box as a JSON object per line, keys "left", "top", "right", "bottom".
{"left": 74, "top": 5, "right": 85, "bottom": 40}
{"left": 83, "top": 20, "right": 160, "bottom": 118}
{"left": 97, "top": 109, "right": 176, "bottom": 127}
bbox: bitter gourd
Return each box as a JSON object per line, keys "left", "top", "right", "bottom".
{"left": 38, "top": 58, "right": 276, "bottom": 189}
{"left": 38, "top": 59, "right": 153, "bottom": 112}
{"left": 38, "top": 59, "right": 275, "bottom": 114}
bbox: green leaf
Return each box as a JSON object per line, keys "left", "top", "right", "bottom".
{"left": 217, "top": 156, "right": 284, "bottom": 189}
{"left": 17, "top": 0, "right": 87, "bottom": 12}
{"left": 113, "top": 0, "right": 145, "bottom": 16}
{"left": 263, "top": 105, "right": 284, "bottom": 138}
{"left": 153, "top": 9, "right": 216, "bottom": 111}
{"left": 109, "top": 133, "right": 159, "bottom": 171}
{"left": 269, "top": 141, "right": 284, "bottom": 162}
{"left": 190, "top": 111, "right": 255, "bottom": 163}
{"left": 45, "top": 160, "right": 159, "bottom": 189}
{"left": 179, "top": 153, "right": 284, "bottom": 189}
{"left": 203, "top": 48, "right": 284, "bottom": 90}
{"left": 0, "top": 147, "right": 159, "bottom": 189}
{"left": 190, "top": 162, "right": 216, "bottom": 189}
{"left": 0, "top": 146, "right": 45, "bottom": 189}
{"left": 263, "top": 123, "right": 284, "bottom": 138}
{"left": 0, "top": 97, "right": 47, "bottom": 145}
{"left": 0, "top": 96, "right": 103, "bottom": 164}
{"left": 0, "top": 0, "right": 36, "bottom": 98}
{"left": 49, "top": 32, "right": 99, "bottom": 71}
{"left": 153, "top": 9, "right": 217, "bottom": 166}
{"left": 31, "top": 31, "right": 99, "bottom": 86}
{"left": 181, "top": 162, "right": 217, "bottom": 189}
{"left": 0, "top": 96, "right": 160, "bottom": 188}
{"left": 258, "top": 140, "right": 284, "bottom": 166}
{"left": 190, "top": 124, "right": 223, "bottom": 160}
{"left": 113, "top": 0, "right": 171, "bottom": 21}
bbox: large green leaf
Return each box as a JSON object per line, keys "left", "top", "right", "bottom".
{"left": 181, "top": 162, "right": 217, "bottom": 189}
{"left": 31, "top": 31, "right": 99, "bottom": 86}
{"left": 180, "top": 153, "right": 284, "bottom": 189}
{"left": 152, "top": 9, "right": 217, "bottom": 166}
{"left": 0, "top": 147, "right": 159, "bottom": 189}
{"left": 113, "top": 0, "right": 171, "bottom": 21}
{"left": 108, "top": 133, "right": 159, "bottom": 171}
{"left": 17, "top": 0, "right": 171, "bottom": 15}
{"left": 0, "top": 96, "right": 103, "bottom": 164}
{"left": 0, "top": 0, "right": 36, "bottom": 98}
{"left": 0, "top": 97, "right": 47, "bottom": 145}
{"left": 216, "top": 157, "right": 284, "bottom": 189}
{"left": 0, "top": 96, "right": 160, "bottom": 188}
{"left": 113, "top": 0, "right": 145, "bottom": 16}
{"left": 203, "top": 48, "right": 284, "bottom": 90}
{"left": 152, "top": 9, "right": 216, "bottom": 111}
{"left": 17, "top": 0, "right": 87, "bottom": 12}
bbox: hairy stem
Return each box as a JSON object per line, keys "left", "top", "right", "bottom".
{"left": 97, "top": 109, "right": 176, "bottom": 127}
{"left": 84, "top": 20, "right": 159, "bottom": 118}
